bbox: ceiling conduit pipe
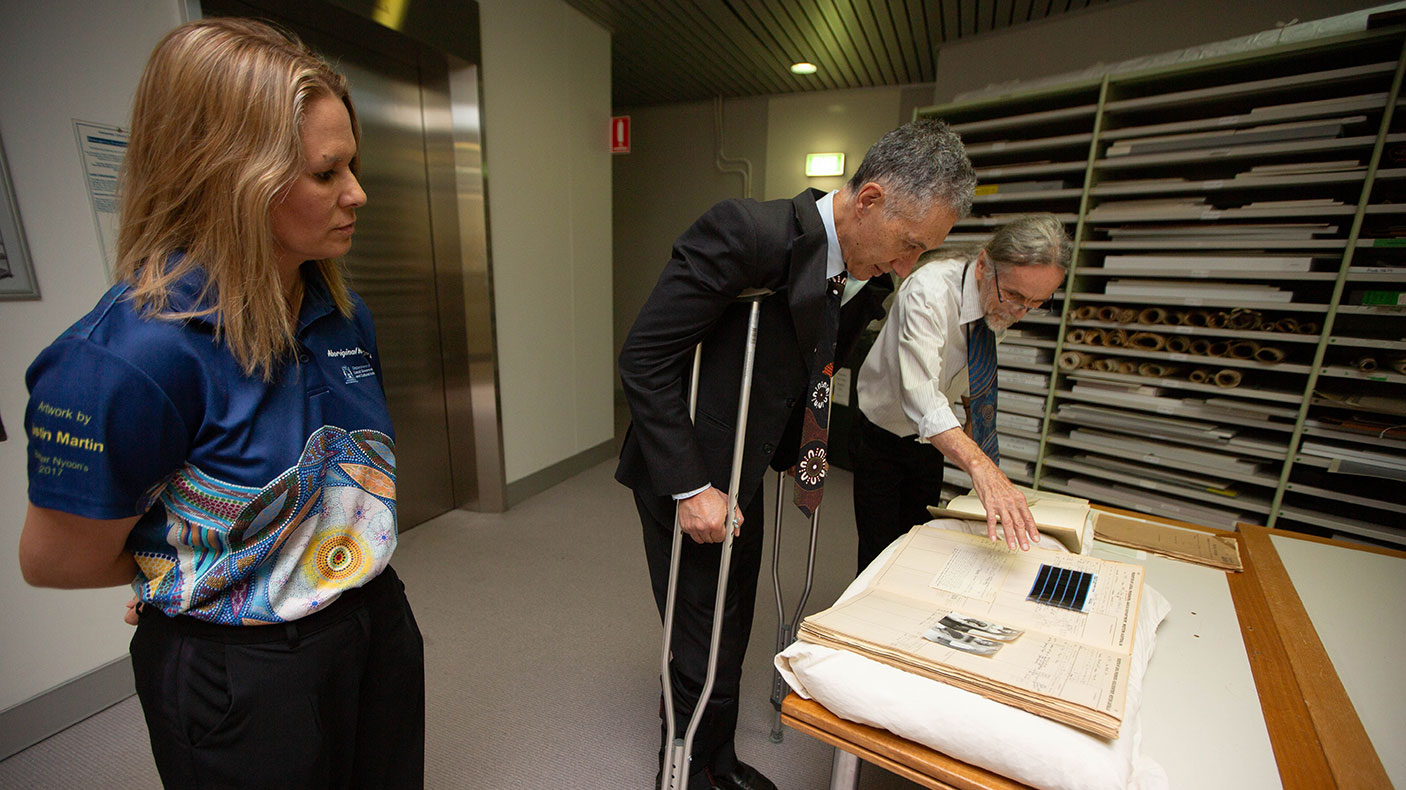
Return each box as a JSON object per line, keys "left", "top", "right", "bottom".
{"left": 714, "top": 96, "right": 753, "bottom": 199}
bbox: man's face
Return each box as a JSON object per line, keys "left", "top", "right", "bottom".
{"left": 977, "top": 253, "right": 1065, "bottom": 332}
{"left": 840, "top": 183, "right": 957, "bottom": 280}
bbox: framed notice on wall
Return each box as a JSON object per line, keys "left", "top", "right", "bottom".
{"left": 0, "top": 132, "right": 38, "bottom": 300}
{"left": 73, "top": 120, "right": 128, "bottom": 276}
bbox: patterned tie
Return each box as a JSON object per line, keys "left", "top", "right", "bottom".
{"left": 793, "top": 273, "right": 846, "bottom": 517}
{"left": 967, "top": 319, "right": 1000, "bottom": 464}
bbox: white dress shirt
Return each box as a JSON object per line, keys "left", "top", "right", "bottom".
{"left": 856, "top": 256, "right": 997, "bottom": 441}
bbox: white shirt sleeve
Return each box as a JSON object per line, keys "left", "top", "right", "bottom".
{"left": 896, "top": 280, "right": 963, "bottom": 440}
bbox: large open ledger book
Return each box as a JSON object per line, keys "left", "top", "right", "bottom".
{"left": 927, "top": 485, "right": 1096, "bottom": 553}
{"left": 798, "top": 523, "right": 1145, "bottom": 739}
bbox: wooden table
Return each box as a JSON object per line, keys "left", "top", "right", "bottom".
{"left": 780, "top": 512, "right": 1403, "bottom": 790}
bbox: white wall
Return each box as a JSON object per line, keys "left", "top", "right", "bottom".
{"left": 763, "top": 85, "right": 908, "bottom": 201}
{"left": 611, "top": 96, "right": 769, "bottom": 367}
{"left": 477, "top": 0, "right": 615, "bottom": 483}
{"left": 0, "top": 0, "right": 184, "bottom": 713}
{"left": 0, "top": 0, "right": 615, "bottom": 714}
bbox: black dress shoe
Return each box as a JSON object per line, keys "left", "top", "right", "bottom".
{"left": 706, "top": 761, "right": 778, "bottom": 790}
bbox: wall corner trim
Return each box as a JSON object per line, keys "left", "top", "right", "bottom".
{"left": 0, "top": 654, "right": 135, "bottom": 760}
{"left": 505, "top": 439, "right": 617, "bottom": 508}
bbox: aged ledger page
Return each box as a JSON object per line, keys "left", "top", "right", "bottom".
{"left": 799, "top": 523, "right": 1145, "bottom": 738}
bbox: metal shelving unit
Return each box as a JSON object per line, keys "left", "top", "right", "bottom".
{"left": 915, "top": 25, "right": 1406, "bottom": 547}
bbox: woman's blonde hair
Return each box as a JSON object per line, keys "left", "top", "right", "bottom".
{"left": 116, "top": 17, "right": 357, "bottom": 379}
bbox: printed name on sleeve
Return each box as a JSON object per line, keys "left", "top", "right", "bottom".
{"left": 30, "top": 400, "right": 103, "bottom": 477}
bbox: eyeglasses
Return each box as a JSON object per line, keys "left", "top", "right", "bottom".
{"left": 991, "top": 262, "right": 1052, "bottom": 314}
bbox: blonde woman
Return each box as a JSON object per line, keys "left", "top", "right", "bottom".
{"left": 19, "top": 18, "right": 423, "bottom": 787}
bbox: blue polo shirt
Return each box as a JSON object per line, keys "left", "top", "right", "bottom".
{"left": 25, "top": 266, "right": 398, "bottom": 625}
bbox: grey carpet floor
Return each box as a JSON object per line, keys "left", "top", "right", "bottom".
{"left": 0, "top": 460, "right": 920, "bottom": 789}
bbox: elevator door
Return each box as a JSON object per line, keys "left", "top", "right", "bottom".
{"left": 204, "top": 1, "right": 460, "bottom": 529}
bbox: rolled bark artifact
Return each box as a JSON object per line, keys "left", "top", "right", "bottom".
{"left": 1253, "top": 346, "right": 1286, "bottom": 363}
{"left": 1074, "top": 305, "right": 1098, "bottom": 321}
{"left": 1092, "top": 358, "right": 1117, "bottom": 372}
{"left": 1137, "top": 307, "right": 1168, "bottom": 325}
{"left": 1097, "top": 306, "right": 1122, "bottom": 322}
{"left": 1189, "top": 310, "right": 1212, "bottom": 327}
{"left": 1213, "top": 369, "right": 1243, "bottom": 388}
{"left": 1226, "top": 309, "right": 1262, "bottom": 331}
{"left": 1129, "top": 332, "right": 1167, "bottom": 351}
{"left": 1105, "top": 328, "right": 1130, "bottom": 348}
{"left": 1117, "top": 360, "right": 1139, "bottom": 375}
{"left": 1190, "top": 339, "right": 1213, "bottom": 356}
{"left": 1227, "top": 341, "right": 1258, "bottom": 360}
{"left": 1066, "top": 328, "right": 1087, "bottom": 345}
{"left": 1058, "top": 351, "right": 1089, "bottom": 370}
{"left": 1204, "top": 311, "right": 1227, "bottom": 329}
{"left": 1173, "top": 310, "right": 1193, "bottom": 325}
{"left": 1115, "top": 307, "right": 1138, "bottom": 324}
{"left": 1355, "top": 356, "right": 1378, "bottom": 372}
{"left": 1138, "top": 362, "right": 1177, "bottom": 377}
{"left": 1391, "top": 358, "right": 1406, "bottom": 375}
{"left": 1166, "top": 336, "right": 1192, "bottom": 354}
{"left": 1084, "top": 329, "right": 1105, "bottom": 346}
{"left": 1188, "top": 368, "right": 1211, "bottom": 383}
{"left": 1274, "top": 317, "right": 1300, "bottom": 333}
{"left": 1298, "top": 321, "right": 1319, "bottom": 335}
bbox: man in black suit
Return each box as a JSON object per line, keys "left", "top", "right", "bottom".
{"left": 617, "top": 118, "right": 975, "bottom": 790}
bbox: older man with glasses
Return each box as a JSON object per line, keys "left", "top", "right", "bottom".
{"left": 850, "top": 213, "right": 1071, "bottom": 573}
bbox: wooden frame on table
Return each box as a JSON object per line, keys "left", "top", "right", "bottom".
{"left": 779, "top": 509, "right": 1397, "bottom": 790}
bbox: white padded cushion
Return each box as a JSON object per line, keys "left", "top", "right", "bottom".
{"left": 775, "top": 519, "right": 1171, "bottom": 790}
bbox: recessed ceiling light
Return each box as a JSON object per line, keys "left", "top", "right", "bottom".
{"left": 790, "top": 62, "right": 818, "bottom": 75}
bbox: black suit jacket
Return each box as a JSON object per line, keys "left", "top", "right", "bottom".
{"left": 617, "top": 189, "right": 893, "bottom": 526}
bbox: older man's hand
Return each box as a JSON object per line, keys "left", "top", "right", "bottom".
{"left": 677, "top": 486, "right": 743, "bottom": 544}
{"left": 970, "top": 461, "right": 1039, "bottom": 551}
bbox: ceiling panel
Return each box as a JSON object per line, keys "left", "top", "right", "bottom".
{"left": 567, "top": 0, "right": 1112, "bottom": 107}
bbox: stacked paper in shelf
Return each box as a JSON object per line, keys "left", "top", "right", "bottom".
{"left": 973, "top": 180, "right": 1068, "bottom": 195}
{"left": 999, "top": 458, "right": 1034, "bottom": 481}
{"left": 997, "top": 369, "right": 1048, "bottom": 393}
{"left": 1068, "top": 376, "right": 1163, "bottom": 397}
{"left": 1103, "top": 279, "right": 1293, "bottom": 302}
{"left": 1000, "top": 391, "right": 1047, "bottom": 417}
{"left": 1068, "top": 452, "right": 1234, "bottom": 492}
{"left": 1000, "top": 434, "right": 1041, "bottom": 460}
{"left": 1103, "top": 117, "right": 1362, "bottom": 157}
{"left": 1000, "top": 413, "right": 1043, "bottom": 434}
{"left": 1067, "top": 381, "right": 1292, "bottom": 427}
{"left": 1089, "top": 196, "right": 1208, "bottom": 217}
{"left": 944, "top": 465, "right": 973, "bottom": 491}
{"left": 1299, "top": 440, "right": 1406, "bottom": 471}
{"left": 1067, "top": 427, "right": 1265, "bottom": 476}
{"left": 943, "top": 233, "right": 994, "bottom": 244}
{"left": 1056, "top": 403, "right": 1234, "bottom": 442}
{"left": 1049, "top": 475, "right": 1255, "bottom": 530}
{"left": 1048, "top": 454, "right": 1260, "bottom": 511}
{"left": 999, "top": 344, "right": 1052, "bottom": 364}
{"left": 1245, "top": 93, "right": 1387, "bottom": 121}
{"left": 1236, "top": 160, "right": 1363, "bottom": 178}
{"left": 1104, "top": 223, "right": 1338, "bottom": 240}
{"left": 1240, "top": 198, "right": 1345, "bottom": 210}
{"left": 1102, "top": 254, "right": 1316, "bottom": 272}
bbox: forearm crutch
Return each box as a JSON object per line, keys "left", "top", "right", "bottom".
{"left": 768, "top": 468, "right": 821, "bottom": 742}
{"left": 660, "top": 288, "right": 772, "bottom": 790}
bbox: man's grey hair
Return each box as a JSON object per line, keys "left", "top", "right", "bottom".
{"left": 846, "top": 118, "right": 976, "bottom": 220}
{"left": 983, "top": 213, "right": 1072, "bottom": 273}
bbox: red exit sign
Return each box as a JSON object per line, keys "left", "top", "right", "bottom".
{"left": 611, "top": 115, "right": 630, "bottom": 154}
